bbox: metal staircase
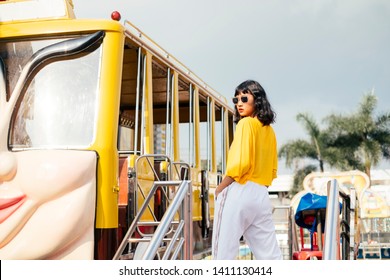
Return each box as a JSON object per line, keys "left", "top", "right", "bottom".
{"left": 113, "top": 154, "right": 193, "bottom": 260}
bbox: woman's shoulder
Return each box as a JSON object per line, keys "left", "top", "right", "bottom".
{"left": 236, "top": 118, "right": 261, "bottom": 135}
{"left": 238, "top": 117, "right": 275, "bottom": 133}
{"left": 239, "top": 117, "right": 266, "bottom": 128}
{"left": 238, "top": 117, "right": 259, "bottom": 125}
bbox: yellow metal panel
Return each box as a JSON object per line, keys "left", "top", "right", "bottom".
{"left": 144, "top": 52, "right": 154, "bottom": 154}
{"left": 210, "top": 99, "right": 216, "bottom": 172}
{"left": 191, "top": 167, "right": 203, "bottom": 221}
{"left": 193, "top": 86, "right": 201, "bottom": 169}
{"left": 0, "top": 19, "right": 124, "bottom": 39}
{"left": 137, "top": 179, "right": 155, "bottom": 221}
{"left": 90, "top": 30, "right": 124, "bottom": 229}
{"left": 172, "top": 71, "right": 180, "bottom": 162}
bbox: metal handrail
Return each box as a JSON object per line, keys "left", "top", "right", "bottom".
{"left": 113, "top": 180, "right": 192, "bottom": 260}
{"left": 134, "top": 154, "right": 172, "bottom": 237}
{"left": 113, "top": 155, "right": 193, "bottom": 260}
{"left": 113, "top": 179, "right": 163, "bottom": 259}
{"left": 323, "top": 179, "right": 356, "bottom": 260}
{"left": 142, "top": 180, "right": 191, "bottom": 260}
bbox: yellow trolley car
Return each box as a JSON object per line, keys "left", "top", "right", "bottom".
{"left": 0, "top": 0, "right": 234, "bottom": 259}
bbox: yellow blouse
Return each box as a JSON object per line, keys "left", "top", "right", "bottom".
{"left": 225, "top": 117, "right": 277, "bottom": 186}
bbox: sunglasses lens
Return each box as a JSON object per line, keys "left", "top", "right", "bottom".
{"left": 232, "top": 96, "right": 249, "bottom": 104}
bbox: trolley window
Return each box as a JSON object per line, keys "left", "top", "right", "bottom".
{"left": 199, "top": 93, "right": 211, "bottom": 171}
{"left": 178, "top": 79, "right": 195, "bottom": 166}
{"left": 118, "top": 44, "right": 141, "bottom": 153}
{"left": 2, "top": 35, "right": 101, "bottom": 149}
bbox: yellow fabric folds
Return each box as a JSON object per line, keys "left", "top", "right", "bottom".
{"left": 225, "top": 117, "right": 277, "bottom": 186}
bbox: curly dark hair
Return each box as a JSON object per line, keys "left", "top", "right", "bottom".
{"left": 234, "top": 80, "right": 276, "bottom": 125}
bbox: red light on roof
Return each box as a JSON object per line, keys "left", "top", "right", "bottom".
{"left": 111, "top": 11, "right": 121, "bottom": 21}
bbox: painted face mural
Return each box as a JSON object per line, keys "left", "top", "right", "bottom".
{"left": 0, "top": 35, "right": 101, "bottom": 259}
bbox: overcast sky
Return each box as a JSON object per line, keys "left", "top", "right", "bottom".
{"left": 74, "top": 0, "right": 390, "bottom": 173}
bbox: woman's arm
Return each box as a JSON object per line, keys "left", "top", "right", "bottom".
{"left": 215, "top": 176, "right": 235, "bottom": 198}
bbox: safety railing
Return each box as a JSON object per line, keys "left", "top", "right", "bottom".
{"left": 323, "top": 179, "right": 357, "bottom": 260}
{"left": 140, "top": 180, "right": 192, "bottom": 260}
{"left": 113, "top": 155, "right": 192, "bottom": 260}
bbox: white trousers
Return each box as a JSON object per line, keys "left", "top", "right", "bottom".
{"left": 212, "top": 181, "right": 282, "bottom": 260}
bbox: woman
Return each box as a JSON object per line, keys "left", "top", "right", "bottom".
{"left": 212, "top": 80, "right": 282, "bottom": 260}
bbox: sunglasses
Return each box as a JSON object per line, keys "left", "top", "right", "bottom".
{"left": 232, "top": 96, "right": 248, "bottom": 104}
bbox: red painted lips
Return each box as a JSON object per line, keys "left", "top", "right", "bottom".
{"left": 0, "top": 195, "right": 26, "bottom": 224}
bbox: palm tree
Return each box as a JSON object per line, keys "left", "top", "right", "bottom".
{"left": 279, "top": 112, "right": 326, "bottom": 172}
{"left": 324, "top": 92, "right": 390, "bottom": 178}
{"left": 289, "top": 164, "right": 317, "bottom": 198}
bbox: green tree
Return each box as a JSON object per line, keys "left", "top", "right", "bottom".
{"left": 279, "top": 113, "right": 326, "bottom": 172}
{"left": 324, "top": 92, "right": 390, "bottom": 178}
{"left": 289, "top": 164, "right": 317, "bottom": 198}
